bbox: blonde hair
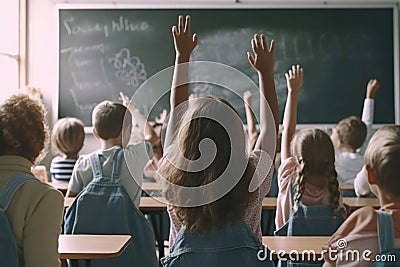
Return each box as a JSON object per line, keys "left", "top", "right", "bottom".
{"left": 0, "top": 94, "right": 49, "bottom": 163}
{"left": 291, "top": 128, "right": 340, "bottom": 216}
{"left": 161, "top": 97, "right": 251, "bottom": 234}
{"left": 52, "top": 117, "right": 85, "bottom": 159}
{"left": 365, "top": 125, "right": 400, "bottom": 198}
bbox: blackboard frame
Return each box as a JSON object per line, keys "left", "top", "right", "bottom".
{"left": 56, "top": 2, "right": 400, "bottom": 129}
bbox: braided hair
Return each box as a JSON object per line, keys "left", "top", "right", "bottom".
{"left": 291, "top": 129, "right": 340, "bottom": 215}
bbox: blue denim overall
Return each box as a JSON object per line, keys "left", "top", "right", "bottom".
{"left": 274, "top": 184, "right": 345, "bottom": 267}
{"left": 64, "top": 149, "right": 158, "bottom": 267}
{"left": 161, "top": 221, "right": 274, "bottom": 267}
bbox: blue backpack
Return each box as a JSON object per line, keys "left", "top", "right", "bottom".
{"left": 372, "top": 210, "right": 400, "bottom": 267}
{"left": 64, "top": 149, "right": 158, "bottom": 267}
{"left": 0, "top": 174, "right": 36, "bottom": 267}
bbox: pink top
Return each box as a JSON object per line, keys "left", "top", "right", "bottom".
{"left": 324, "top": 203, "right": 400, "bottom": 267}
{"left": 275, "top": 157, "right": 333, "bottom": 230}
{"left": 167, "top": 150, "right": 273, "bottom": 247}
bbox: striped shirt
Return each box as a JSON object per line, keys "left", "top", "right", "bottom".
{"left": 50, "top": 156, "right": 76, "bottom": 181}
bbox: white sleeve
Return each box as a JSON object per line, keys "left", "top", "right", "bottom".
{"left": 358, "top": 98, "right": 375, "bottom": 155}
{"left": 354, "top": 165, "right": 371, "bottom": 197}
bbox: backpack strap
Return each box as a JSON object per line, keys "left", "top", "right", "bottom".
{"left": 376, "top": 210, "right": 395, "bottom": 253}
{"left": 0, "top": 174, "right": 36, "bottom": 212}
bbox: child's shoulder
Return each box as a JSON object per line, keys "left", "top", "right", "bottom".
{"left": 277, "top": 157, "right": 297, "bottom": 178}
{"left": 328, "top": 206, "right": 377, "bottom": 245}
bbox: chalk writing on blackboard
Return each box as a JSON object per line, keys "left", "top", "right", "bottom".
{"left": 108, "top": 48, "right": 148, "bottom": 88}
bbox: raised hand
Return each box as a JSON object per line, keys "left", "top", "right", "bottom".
{"left": 120, "top": 91, "right": 137, "bottom": 111}
{"left": 247, "top": 34, "right": 275, "bottom": 74}
{"left": 285, "top": 65, "right": 304, "bottom": 94}
{"left": 366, "top": 79, "right": 379, "bottom": 99}
{"left": 155, "top": 109, "right": 168, "bottom": 124}
{"left": 172, "top": 15, "right": 198, "bottom": 60}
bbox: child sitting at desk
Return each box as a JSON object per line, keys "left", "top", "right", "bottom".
{"left": 160, "top": 15, "right": 277, "bottom": 266}
{"left": 50, "top": 117, "right": 85, "bottom": 182}
{"left": 324, "top": 125, "right": 400, "bottom": 267}
{"left": 275, "top": 65, "right": 346, "bottom": 234}
{"left": 66, "top": 98, "right": 155, "bottom": 207}
{"left": 331, "top": 79, "right": 380, "bottom": 189}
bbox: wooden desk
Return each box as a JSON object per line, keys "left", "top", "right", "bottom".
{"left": 47, "top": 181, "right": 69, "bottom": 194}
{"left": 343, "top": 197, "right": 379, "bottom": 209}
{"left": 142, "top": 182, "right": 163, "bottom": 192}
{"left": 139, "top": 197, "right": 167, "bottom": 211}
{"left": 262, "top": 197, "right": 379, "bottom": 210}
{"left": 339, "top": 183, "right": 355, "bottom": 192}
{"left": 262, "top": 236, "right": 329, "bottom": 259}
{"left": 65, "top": 196, "right": 379, "bottom": 211}
{"left": 64, "top": 196, "right": 168, "bottom": 211}
{"left": 64, "top": 197, "right": 74, "bottom": 208}
{"left": 59, "top": 234, "right": 131, "bottom": 267}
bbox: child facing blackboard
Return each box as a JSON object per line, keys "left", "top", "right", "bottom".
{"left": 160, "top": 16, "right": 278, "bottom": 260}
{"left": 50, "top": 117, "right": 85, "bottom": 182}
{"left": 324, "top": 125, "right": 400, "bottom": 267}
{"left": 275, "top": 65, "right": 346, "bottom": 234}
{"left": 0, "top": 94, "right": 64, "bottom": 266}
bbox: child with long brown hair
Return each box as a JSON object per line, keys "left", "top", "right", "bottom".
{"left": 160, "top": 15, "right": 278, "bottom": 266}
{"left": 275, "top": 65, "right": 346, "bottom": 237}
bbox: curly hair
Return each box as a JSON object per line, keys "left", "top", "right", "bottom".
{"left": 161, "top": 97, "right": 252, "bottom": 234}
{"left": 52, "top": 117, "right": 85, "bottom": 159}
{"left": 291, "top": 128, "right": 341, "bottom": 217}
{"left": 0, "top": 94, "right": 49, "bottom": 163}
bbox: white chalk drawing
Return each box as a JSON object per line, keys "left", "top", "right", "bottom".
{"left": 108, "top": 48, "right": 147, "bottom": 88}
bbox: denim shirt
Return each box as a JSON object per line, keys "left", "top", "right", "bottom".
{"left": 161, "top": 221, "right": 274, "bottom": 267}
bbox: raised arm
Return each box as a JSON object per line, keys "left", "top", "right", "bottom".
{"left": 281, "top": 65, "right": 303, "bottom": 162}
{"left": 243, "top": 90, "right": 258, "bottom": 150}
{"left": 164, "top": 15, "right": 198, "bottom": 148}
{"left": 358, "top": 79, "right": 379, "bottom": 155}
{"left": 247, "top": 34, "right": 278, "bottom": 158}
{"left": 120, "top": 92, "right": 158, "bottom": 146}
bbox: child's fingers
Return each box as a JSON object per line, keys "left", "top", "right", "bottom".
{"left": 178, "top": 15, "right": 184, "bottom": 33}
{"left": 251, "top": 38, "right": 257, "bottom": 54}
{"left": 254, "top": 34, "right": 261, "bottom": 49}
{"left": 288, "top": 69, "right": 293, "bottom": 78}
{"left": 193, "top": 33, "right": 198, "bottom": 46}
{"left": 292, "top": 65, "right": 296, "bottom": 76}
{"left": 172, "top": 26, "right": 178, "bottom": 38}
{"left": 269, "top": 40, "right": 275, "bottom": 54}
{"left": 261, "top": 34, "right": 267, "bottom": 51}
{"left": 285, "top": 72, "right": 290, "bottom": 81}
{"left": 247, "top": 52, "right": 255, "bottom": 66}
{"left": 184, "top": 15, "right": 190, "bottom": 33}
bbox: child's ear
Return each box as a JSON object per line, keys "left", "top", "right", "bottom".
{"left": 366, "top": 165, "right": 377, "bottom": 185}
{"left": 92, "top": 127, "right": 100, "bottom": 140}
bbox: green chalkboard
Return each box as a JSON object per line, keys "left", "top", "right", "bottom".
{"left": 59, "top": 8, "right": 396, "bottom": 125}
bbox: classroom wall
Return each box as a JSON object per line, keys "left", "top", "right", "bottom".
{"left": 27, "top": 0, "right": 400, "bottom": 168}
